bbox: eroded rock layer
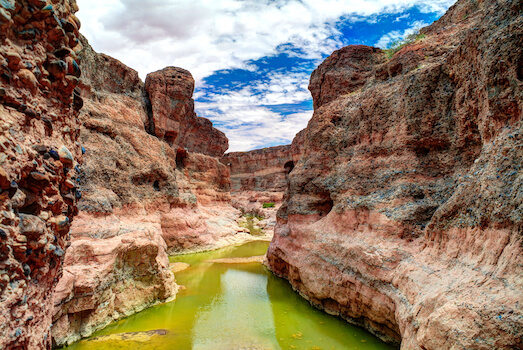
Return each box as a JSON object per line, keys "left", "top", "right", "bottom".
{"left": 0, "top": 0, "right": 83, "bottom": 348}
{"left": 222, "top": 144, "right": 302, "bottom": 235}
{"left": 267, "top": 0, "right": 523, "bottom": 349}
{"left": 223, "top": 145, "right": 294, "bottom": 193}
{"left": 52, "top": 220, "right": 176, "bottom": 347}
{"left": 145, "top": 67, "right": 228, "bottom": 157}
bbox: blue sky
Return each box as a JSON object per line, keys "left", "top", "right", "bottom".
{"left": 77, "top": 0, "right": 456, "bottom": 152}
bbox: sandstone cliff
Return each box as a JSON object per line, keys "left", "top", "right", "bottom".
{"left": 73, "top": 37, "right": 241, "bottom": 251}
{"left": 223, "top": 145, "right": 294, "bottom": 193}
{"left": 0, "top": 0, "right": 83, "bottom": 348}
{"left": 267, "top": 0, "right": 523, "bottom": 349}
{"left": 50, "top": 36, "right": 262, "bottom": 345}
{"left": 222, "top": 144, "right": 304, "bottom": 236}
{"left": 145, "top": 67, "right": 228, "bottom": 157}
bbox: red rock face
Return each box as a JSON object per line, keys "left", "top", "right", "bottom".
{"left": 267, "top": 0, "right": 523, "bottom": 349}
{"left": 309, "top": 45, "right": 386, "bottom": 109}
{"left": 145, "top": 67, "right": 228, "bottom": 157}
{"left": 0, "top": 0, "right": 83, "bottom": 348}
{"left": 223, "top": 145, "right": 294, "bottom": 193}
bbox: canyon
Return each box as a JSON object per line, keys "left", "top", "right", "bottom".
{"left": 0, "top": 0, "right": 521, "bottom": 349}
{"left": 50, "top": 35, "right": 267, "bottom": 346}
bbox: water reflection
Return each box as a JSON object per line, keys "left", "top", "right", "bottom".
{"left": 64, "top": 241, "right": 395, "bottom": 350}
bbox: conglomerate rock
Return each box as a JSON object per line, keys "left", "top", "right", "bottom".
{"left": 266, "top": 0, "right": 523, "bottom": 349}
{"left": 0, "top": 0, "right": 83, "bottom": 348}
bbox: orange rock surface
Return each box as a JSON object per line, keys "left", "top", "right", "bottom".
{"left": 266, "top": 0, "right": 523, "bottom": 349}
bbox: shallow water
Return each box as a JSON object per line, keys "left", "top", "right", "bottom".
{"left": 64, "top": 241, "right": 395, "bottom": 350}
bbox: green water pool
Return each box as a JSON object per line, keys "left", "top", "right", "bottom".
{"left": 64, "top": 241, "right": 396, "bottom": 350}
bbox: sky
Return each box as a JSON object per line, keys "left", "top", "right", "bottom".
{"left": 76, "top": 0, "right": 457, "bottom": 153}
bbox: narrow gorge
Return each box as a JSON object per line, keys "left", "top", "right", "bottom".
{"left": 0, "top": 0, "right": 522, "bottom": 349}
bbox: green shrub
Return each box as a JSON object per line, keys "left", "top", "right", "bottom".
{"left": 384, "top": 32, "right": 426, "bottom": 59}
{"left": 240, "top": 214, "right": 263, "bottom": 235}
{"left": 262, "top": 202, "right": 275, "bottom": 208}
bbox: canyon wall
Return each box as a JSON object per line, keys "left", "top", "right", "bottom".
{"left": 0, "top": 0, "right": 83, "bottom": 348}
{"left": 50, "top": 36, "right": 178, "bottom": 347}
{"left": 266, "top": 0, "right": 523, "bottom": 349}
{"left": 223, "top": 144, "right": 303, "bottom": 235}
{"left": 223, "top": 145, "right": 293, "bottom": 193}
{"left": 51, "top": 36, "right": 258, "bottom": 346}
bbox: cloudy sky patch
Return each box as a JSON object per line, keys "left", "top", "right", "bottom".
{"left": 77, "top": 0, "right": 456, "bottom": 152}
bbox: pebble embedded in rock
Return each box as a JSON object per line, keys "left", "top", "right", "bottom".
{"left": 22, "top": 263, "right": 30, "bottom": 276}
{"left": 30, "top": 171, "right": 49, "bottom": 183}
{"left": 19, "top": 214, "right": 46, "bottom": 238}
{"left": 53, "top": 247, "right": 64, "bottom": 257}
{"left": 54, "top": 47, "right": 71, "bottom": 58}
{"left": 71, "top": 59, "right": 81, "bottom": 77}
{"left": 32, "top": 145, "right": 48, "bottom": 154}
{"left": 0, "top": 166, "right": 10, "bottom": 189}
{"left": 48, "top": 149, "right": 59, "bottom": 160}
{"left": 73, "top": 92, "right": 83, "bottom": 110}
{"left": 62, "top": 193, "right": 74, "bottom": 203}
{"left": 17, "top": 29, "right": 37, "bottom": 40}
{"left": 47, "top": 60, "right": 66, "bottom": 79}
{"left": 27, "top": 0, "right": 47, "bottom": 9}
{"left": 5, "top": 50, "right": 21, "bottom": 70}
{"left": 17, "top": 69, "right": 38, "bottom": 92}
{"left": 60, "top": 19, "right": 76, "bottom": 33}
{"left": 11, "top": 189, "right": 26, "bottom": 209}
{"left": 58, "top": 145, "right": 73, "bottom": 165}
{"left": 40, "top": 4, "right": 53, "bottom": 13}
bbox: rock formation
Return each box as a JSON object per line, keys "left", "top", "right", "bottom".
{"left": 0, "top": 0, "right": 83, "bottom": 348}
{"left": 266, "top": 0, "right": 523, "bottom": 349}
{"left": 223, "top": 145, "right": 294, "bottom": 193}
{"left": 145, "top": 67, "right": 228, "bottom": 157}
{"left": 52, "top": 222, "right": 176, "bottom": 347}
{"left": 222, "top": 144, "right": 303, "bottom": 236}
{"left": 73, "top": 37, "right": 242, "bottom": 252}
{"left": 50, "top": 36, "right": 262, "bottom": 345}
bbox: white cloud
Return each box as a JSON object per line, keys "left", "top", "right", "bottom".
{"left": 195, "top": 70, "right": 312, "bottom": 151}
{"left": 374, "top": 20, "right": 430, "bottom": 48}
{"left": 76, "top": 0, "right": 456, "bottom": 151}
{"left": 394, "top": 13, "right": 411, "bottom": 22}
{"left": 77, "top": 0, "right": 456, "bottom": 81}
{"left": 213, "top": 106, "right": 312, "bottom": 152}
